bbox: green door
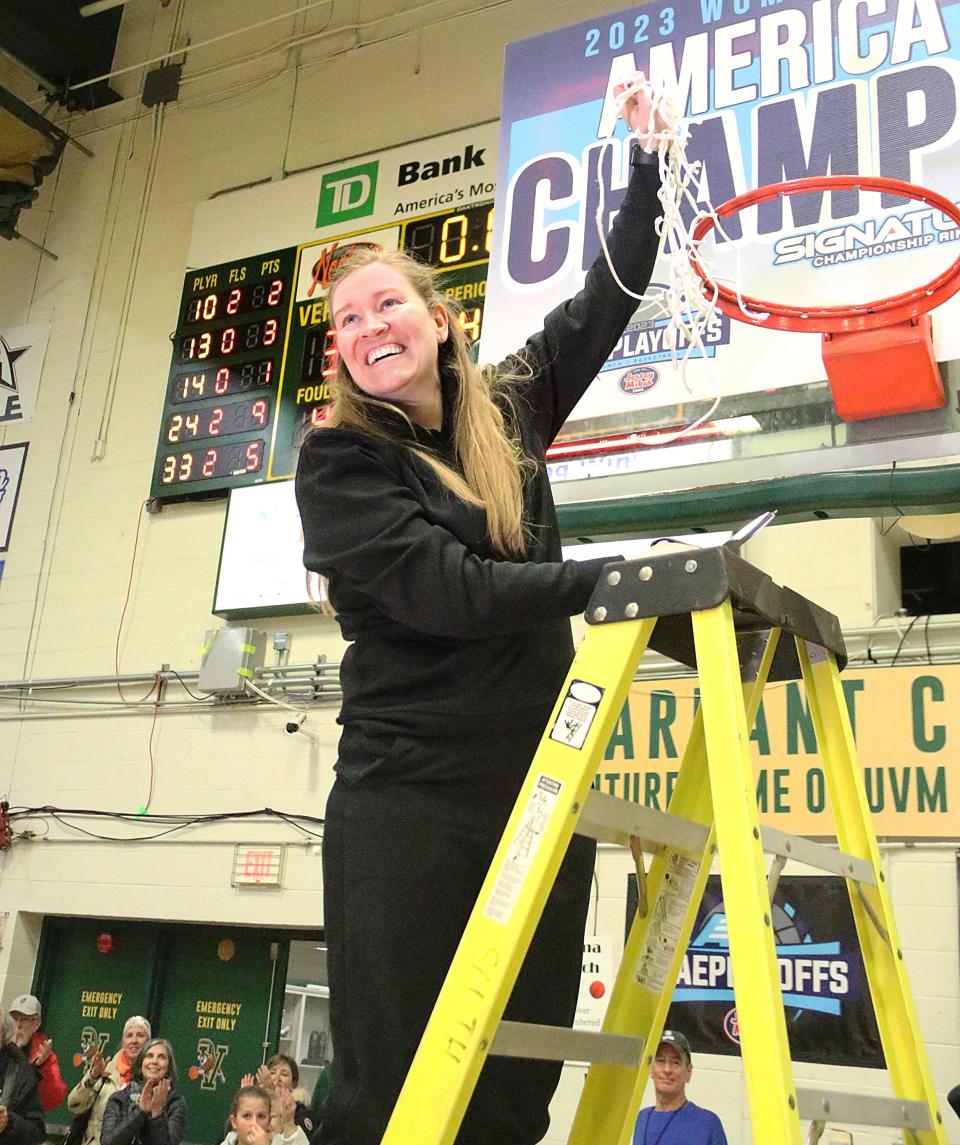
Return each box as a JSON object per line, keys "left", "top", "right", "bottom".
{"left": 34, "top": 919, "right": 159, "bottom": 1119}
{"left": 156, "top": 927, "right": 285, "bottom": 1145}
{"left": 33, "top": 919, "right": 290, "bottom": 1144}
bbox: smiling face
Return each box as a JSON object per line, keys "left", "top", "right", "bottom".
{"left": 139, "top": 1044, "right": 169, "bottom": 1080}
{"left": 331, "top": 260, "right": 449, "bottom": 423}
{"left": 651, "top": 1042, "right": 691, "bottom": 1108}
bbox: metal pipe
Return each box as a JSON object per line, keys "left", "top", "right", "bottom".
{"left": 0, "top": 665, "right": 343, "bottom": 691}
{"left": 0, "top": 670, "right": 197, "bottom": 690}
{"left": 65, "top": 135, "right": 95, "bottom": 159}
{"left": 0, "top": 703, "right": 328, "bottom": 724}
{"left": 1, "top": 616, "right": 958, "bottom": 695}
{"left": 16, "top": 835, "right": 321, "bottom": 846}
{"left": 13, "top": 230, "right": 58, "bottom": 260}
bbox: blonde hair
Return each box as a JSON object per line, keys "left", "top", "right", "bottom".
{"left": 323, "top": 247, "right": 534, "bottom": 558}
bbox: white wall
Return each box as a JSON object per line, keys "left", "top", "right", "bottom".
{"left": 0, "top": 2, "right": 957, "bottom": 1143}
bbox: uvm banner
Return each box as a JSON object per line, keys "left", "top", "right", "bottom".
{"left": 599, "top": 664, "right": 957, "bottom": 839}
{"left": 484, "top": 0, "right": 960, "bottom": 423}
{"left": 627, "top": 875, "right": 884, "bottom": 1068}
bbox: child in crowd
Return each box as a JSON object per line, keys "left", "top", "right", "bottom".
{"left": 239, "top": 1057, "right": 315, "bottom": 1138}
{"left": 222, "top": 1084, "right": 307, "bottom": 1145}
{"left": 268, "top": 1088, "right": 306, "bottom": 1145}
{"left": 223, "top": 1086, "right": 270, "bottom": 1145}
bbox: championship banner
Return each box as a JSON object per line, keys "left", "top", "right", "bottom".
{"left": 626, "top": 875, "right": 884, "bottom": 1068}
{"left": 599, "top": 664, "right": 957, "bottom": 839}
{"left": 484, "top": 1, "right": 960, "bottom": 429}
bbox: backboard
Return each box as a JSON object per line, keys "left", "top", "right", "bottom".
{"left": 481, "top": 0, "right": 960, "bottom": 530}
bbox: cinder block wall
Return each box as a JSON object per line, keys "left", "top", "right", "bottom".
{"left": 0, "top": 3, "right": 957, "bottom": 1142}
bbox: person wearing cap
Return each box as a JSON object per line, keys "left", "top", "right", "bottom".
{"left": 8, "top": 994, "right": 67, "bottom": 1112}
{"left": 0, "top": 1004, "right": 45, "bottom": 1145}
{"left": 67, "top": 1016, "right": 152, "bottom": 1145}
{"left": 632, "top": 1031, "right": 727, "bottom": 1145}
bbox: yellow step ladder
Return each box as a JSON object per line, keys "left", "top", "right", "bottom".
{"left": 381, "top": 544, "right": 947, "bottom": 1145}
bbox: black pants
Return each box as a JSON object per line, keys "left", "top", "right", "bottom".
{"left": 318, "top": 724, "right": 596, "bottom": 1145}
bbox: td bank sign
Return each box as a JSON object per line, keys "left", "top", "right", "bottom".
{"left": 316, "top": 160, "right": 379, "bottom": 227}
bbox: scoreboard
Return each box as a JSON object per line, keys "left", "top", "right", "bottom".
{"left": 152, "top": 250, "right": 293, "bottom": 497}
{"left": 150, "top": 124, "right": 499, "bottom": 501}
{"left": 271, "top": 204, "right": 493, "bottom": 480}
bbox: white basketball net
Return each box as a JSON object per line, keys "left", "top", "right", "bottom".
{"left": 598, "top": 74, "right": 766, "bottom": 445}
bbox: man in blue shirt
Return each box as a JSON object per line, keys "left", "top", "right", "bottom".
{"left": 632, "top": 1030, "right": 727, "bottom": 1145}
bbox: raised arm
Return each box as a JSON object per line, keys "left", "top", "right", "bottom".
{"left": 31, "top": 1041, "right": 67, "bottom": 1111}
{"left": 504, "top": 152, "right": 663, "bottom": 446}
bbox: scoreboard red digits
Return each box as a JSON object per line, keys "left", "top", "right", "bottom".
{"left": 183, "top": 278, "right": 287, "bottom": 325}
{"left": 163, "top": 395, "right": 271, "bottom": 444}
{"left": 179, "top": 317, "right": 279, "bottom": 363}
{"left": 151, "top": 249, "right": 294, "bottom": 500}
{"left": 158, "top": 440, "right": 265, "bottom": 489}
{"left": 171, "top": 358, "right": 274, "bottom": 403}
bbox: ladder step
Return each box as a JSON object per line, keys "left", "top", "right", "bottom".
{"left": 490, "top": 1021, "right": 645, "bottom": 1067}
{"left": 578, "top": 794, "right": 874, "bottom": 888}
{"left": 761, "top": 826, "right": 876, "bottom": 886}
{"left": 576, "top": 789, "right": 709, "bottom": 853}
{"left": 795, "top": 1088, "right": 932, "bottom": 1130}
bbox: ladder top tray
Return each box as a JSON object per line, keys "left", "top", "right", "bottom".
{"left": 586, "top": 545, "right": 847, "bottom": 680}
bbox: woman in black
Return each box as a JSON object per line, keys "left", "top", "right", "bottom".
{"left": 100, "top": 1039, "right": 186, "bottom": 1145}
{"left": 295, "top": 90, "right": 664, "bottom": 1145}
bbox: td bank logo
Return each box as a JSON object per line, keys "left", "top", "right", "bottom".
{"left": 317, "top": 161, "right": 378, "bottom": 227}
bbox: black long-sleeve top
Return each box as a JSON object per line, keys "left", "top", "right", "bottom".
{"left": 100, "top": 1087, "right": 186, "bottom": 1145}
{"left": 295, "top": 161, "right": 663, "bottom": 782}
{"left": 0, "top": 1044, "right": 44, "bottom": 1145}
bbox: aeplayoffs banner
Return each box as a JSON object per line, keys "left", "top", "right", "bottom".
{"left": 483, "top": 0, "right": 960, "bottom": 423}
{"left": 626, "top": 875, "right": 884, "bottom": 1067}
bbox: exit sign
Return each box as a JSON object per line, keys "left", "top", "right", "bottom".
{"left": 232, "top": 845, "right": 285, "bottom": 887}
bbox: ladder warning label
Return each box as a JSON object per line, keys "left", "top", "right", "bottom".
{"left": 635, "top": 853, "right": 700, "bottom": 992}
{"left": 483, "top": 775, "right": 562, "bottom": 926}
{"left": 549, "top": 679, "right": 604, "bottom": 749}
